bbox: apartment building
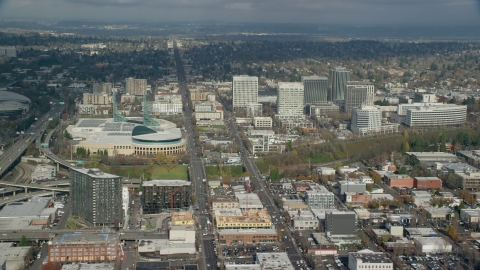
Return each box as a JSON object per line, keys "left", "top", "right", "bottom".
{"left": 305, "top": 184, "right": 335, "bottom": 209}
{"left": 70, "top": 168, "right": 123, "bottom": 227}
{"left": 141, "top": 180, "right": 191, "bottom": 214}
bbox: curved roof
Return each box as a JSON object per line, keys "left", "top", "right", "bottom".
{"left": 0, "top": 91, "right": 31, "bottom": 103}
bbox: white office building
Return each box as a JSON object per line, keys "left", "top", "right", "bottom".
{"left": 351, "top": 105, "right": 382, "bottom": 135}
{"left": 253, "top": 117, "right": 273, "bottom": 129}
{"left": 403, "top": 104, "right": 467, "bottom": 127}
{"left": 232, "top": 75, "right": 258, "bottom": 108}
{"left": 151, "top": 102, "right": 183, "bottom": 115}
{"left": 302, "top": 76, "right": 328, "bottom": 105}
{"left": 277, "top": 82, "right": 304, "bottom": 119}
{"left": 344, "top": 81, "right": 374, "bottom": 115}
{"left": 348, "top": 249, "right": 393, "bottom": 270}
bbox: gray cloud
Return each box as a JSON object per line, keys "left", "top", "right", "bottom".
{"left": 1, "top": 0, "right": 479, "bottom": 26}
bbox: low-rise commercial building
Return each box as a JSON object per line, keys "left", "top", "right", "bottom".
{"left": 345, "top": 192, "right": 372, "bottom": 204}
{"left": 455, "top": 171, "right": 480, "bottom": 189}
{"left": 256, "top": 253, "right": 295, "bottom": 270}
{"left": 406, "top": 152, "right": 458, "bottom": 164}
{"left": 169, "top": 225, "right": 195, "bottom": 243}
{"left": 211, "top": 196, "right": 240, "bottom": 210}
{"left": 339, "top": 181, "right": 366, "bottom": 195}
{"left": 460, "top": 209, "right": 480, "bottom": 228}
{"left": 413, "top": 237, "right": 452, "bottom": 254}
{"left": 0, "top": 243, "right": 30, "bottom": 270}
{"left": 348, "top": 249, "right": 393, "bottom": 270}
{"left": 218, "top": 229, "right": 277, "bottom": 246}
{"left": 384, "top": 174, "right": 414, "bottom": 188}
{"left": 137, "top": 239, "right": 195, "bottom": 255}
{"left": 171, "top": 212, "right": 195, "bottom": 225}
{"left": 48, "top": 234, "right": 119, "bottom": 263}
{"left": 414, "top": 177, "right": 442, "bottom": 189}
{"left": 215, "top": 209, "right": 272, "bottom": 229}
{"left": 31, "top": 164, "right": 57, "bottom": 182}
{"left": 423, "top": 207, "right": 453, "bottom": 220}
{"left": 61, "top": 264, "right": 115, "bottom": 270}
{"left": 287, "top": 210, "right": 319, "bottom": 230}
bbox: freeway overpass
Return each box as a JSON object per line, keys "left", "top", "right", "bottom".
{"left": 0, "top": 181, "right": 69, "bottom": 192}
{"left": 0, "top": 229, "right": 168, "bottom": 242}
{"left": 0, "top": 191, "right": 53, "bottom": 207}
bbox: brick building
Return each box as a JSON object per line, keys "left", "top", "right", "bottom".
{"left": 414, "top": 177, "right": 442, "bottom": 189}
{"left": 48, "top": 234, "right": 119, "bottom": 263}
{"left": 218, "top": 229, "right": 277, "bottom": 246}
{"left": 384, "top": 174, "right": 414, "bottom": 188}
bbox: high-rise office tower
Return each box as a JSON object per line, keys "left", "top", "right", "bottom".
{"left": 351, "top": 105, "right": 382, "bottom": 135}
{"left": 302, "top": 76, "right": 328, "bottom": 105}
{"left": 70, "top": 168, "right": 123, "bottom": 227}
{"left": 328, "top": 67, "right": 351, "bottom": 101}
{"left": 232, "top": 75, "right": 258, "bottom": 108}
{"left": 277, "top": 82, "right": 304, "bottom": 119}
{"left": 344, "top": 81, "right": 375, "bottom": 115}
{"left": 92, "top": 83, "right": 103, "bottom": 94}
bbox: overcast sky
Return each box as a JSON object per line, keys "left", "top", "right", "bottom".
{"left": 1, "top": 0, "right": 479, "bottom": 26}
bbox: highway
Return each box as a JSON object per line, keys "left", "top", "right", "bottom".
{"left": 174, "top": 43, "right": 219, "bottom": 270}
{"left": 0, "top": 180, "right": 69, "bottom": 192}
{"left": 0, "top": 103, "right": 63, "bottom": 178}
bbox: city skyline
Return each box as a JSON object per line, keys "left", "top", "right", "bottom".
{"left": 1, "top": 0, "right": 479, "bottom": 26}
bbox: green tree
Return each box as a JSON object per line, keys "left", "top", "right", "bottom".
{"left": 270, "top": 167, "right": 280, "bottom": 181}
{"left": 64, "top": 130, "right": 71, "bottom": 140}
{"left": 400, "top": 167, "right": 407, "bottom": 174}
{"left": 155, "top": 151, "right": 166, "bottom": 165}
{"left": 19, "top": 235, "right": 29, "bottom": 246}
{"left": 403, "top": 130, "right": 409, "bottom": 140}
{"left": 88, "top": 154, "right": 100, "bottom": 168}
{"left": 164, "top": 154, "right": 177, "bottom": 172}
{"left": 401, "top": 141, "right": 410, "bottom": 153}
{"left": 440, "top": 132, "right": 447, "bottom": 152}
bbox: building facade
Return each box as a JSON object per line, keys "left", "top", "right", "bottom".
{"left": 253, "top": 117, "right": 273, "bottom": 129}
{"left": 48, "top": 234, "right": 119, "bottom": 263}
{"left": 344, "top": 81, "right": 374, "bottom": 115}
{"left": 0, "top": 46, "right": 17, "bottom": 58}
{"left": 277, "top": 82, "right": 304, "bottom": 119}
{"left": 414, "top": 177, "right": 442, "bottom": 189}
{"left": 348, "top": 250, "right": 393, "bottom": 270}
{"left": 218, "top": 229, "right": 277, "bottom": 246}
{"left": 403, "top": 104, "right": 467, "bottom": 127}
{"left": 305, "top": 184, "right": 335, "bottom": 209}
{"left": 325, "top": 211, "right": 356, "bottom": 236}
{"left": 70, "top": 168, "right": 123, "bottom": 227}
{"left": 232, "top": 75, "right": 258, "bottom": 108}
{"left": 329, "top": 67, "right": 350, "bottom": 101}
{"left": 82, "top": 93, "right": 111, "bottom": 105}
{"left": 302, "top": 76, "right": 328, "bottom": 105}
{"left": 351, "top": 105, "right": 382, "bottom": 135}
{"left": 141, "top": 180, "right": 191, "bottom": 214}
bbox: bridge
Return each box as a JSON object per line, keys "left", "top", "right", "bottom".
{"left": 40, "top": 126, "right": 74, "bottom": 169}
{"left": 0, "top": 181, "right": 69, "bottom": 193}
{"left": 0, "top": 191, "right": 54, "bottom": 207}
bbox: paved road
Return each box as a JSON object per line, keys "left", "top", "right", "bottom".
{"left": 175, "top": 42, "right": 219, "bottom": 270}
{"left": 225, "top": 114, "right": 306, "bottom": 267}
{"left": 0, "top": 103, "right": 63, "bottom": 177}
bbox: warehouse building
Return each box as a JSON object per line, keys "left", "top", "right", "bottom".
{"left": 348, "top": 249, "right": 393, "bottom": 270}
{"left": 325, "top": 211, "right": 356, "bottom": 236}
{"left": 48, "top": 234, "right": 119, "bottom": 263}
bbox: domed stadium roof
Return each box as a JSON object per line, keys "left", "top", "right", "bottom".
{"left": 0, "top": 91, "right": 31, "bottom": 104}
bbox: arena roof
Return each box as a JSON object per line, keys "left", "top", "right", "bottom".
{"left": 0, "top": 91, "right": 31, "bottom": 103}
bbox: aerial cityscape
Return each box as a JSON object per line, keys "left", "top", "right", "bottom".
{"left": 0, "top": 1, "right": 479, "bottom": 270}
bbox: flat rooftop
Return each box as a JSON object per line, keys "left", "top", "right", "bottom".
{"left": 226, "top": 265, "right": 261, "bottom": 270}
{"left": 0, "top": 243, "right": 30, "bottom": 268}
{"left": 142, "top": 180, "right": 191, "bottom": 187}
{"left": 256, "top": 252, "right": 294, "bottom": 270}
{"left": 350, "top": 249, "right": 393, "bottom": 264}
{"left": 405, "top": 227, "right": 437, "bottom": 235}
{"left": 0, "top": 197, "right": 50, "bottom": 218}
{"left": 218, "top": 228, "right": 277, "bottom": 235}
{"left": 52, "top": 234, "right": 117, "bottom": 244}
{"left": 61, "top": 264, "right": 115, "bottom": 270}
{"left": 443, "top": 163, "right": 480, "bottom": 173}
{"left": 71, "top": 168, "right": 120, "bottom": 179}
{"left": 214, "top": 208, "right": 243, "bottom": 217}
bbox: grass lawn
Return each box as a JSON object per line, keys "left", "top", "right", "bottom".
{"left": 205, "top": 165, "right": 244, "bottom": 179}
{"left": 308, "top": 155, "right": 335, "bottom": 164}
{"left": 255, "top": 159, "right": 269, "bottom": 174}
{"left": 102, "top": 165, "right": 188, "bottom": 180}
{"left": 345, "top": 136, "right": 402, "bottom": 156}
